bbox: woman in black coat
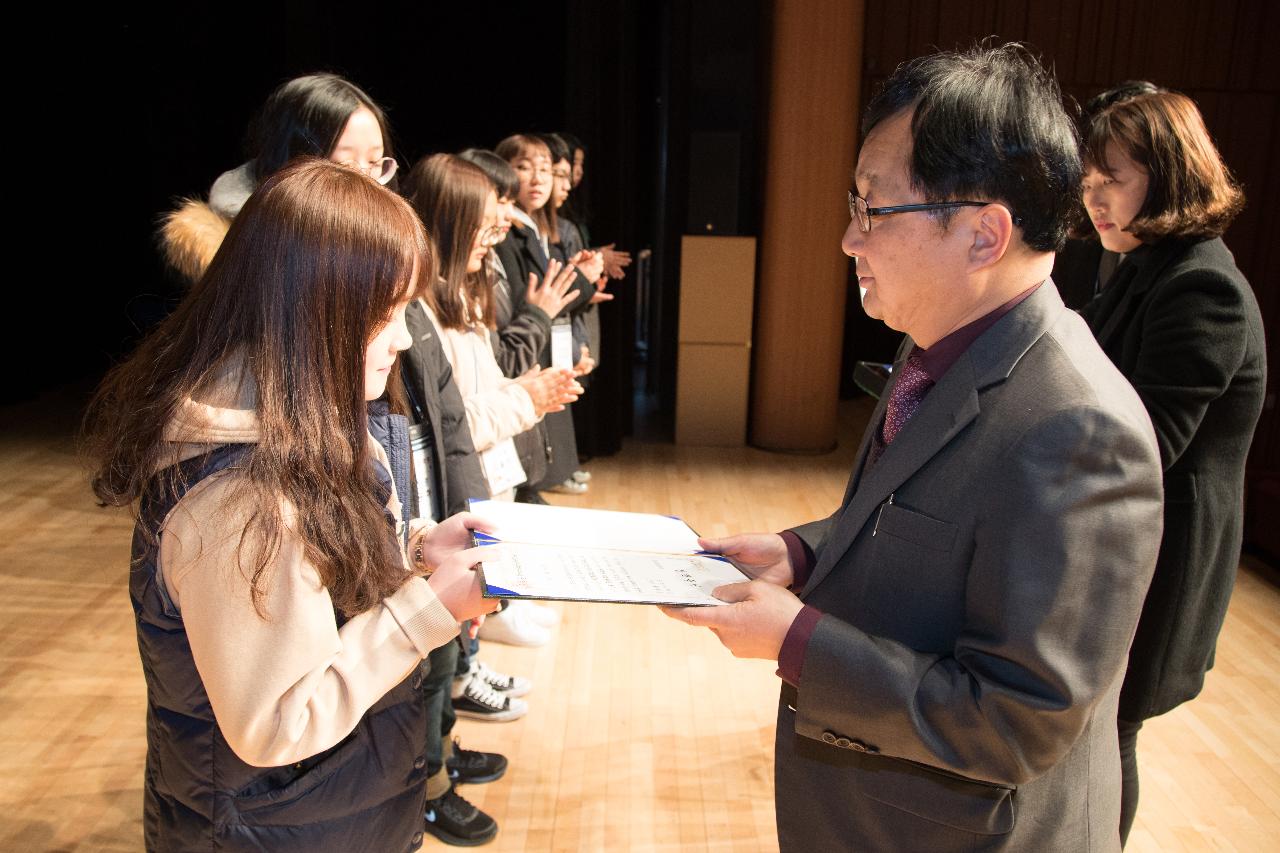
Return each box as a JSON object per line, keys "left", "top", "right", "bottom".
{"left": 493, "top": 134, "right": 604, "bottom": 496}
{"left": 1077, "top": 88, "right": 1267, "bottom": 845}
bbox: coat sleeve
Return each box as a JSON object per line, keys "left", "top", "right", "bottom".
{"left": 563, "top": 270, "right": 597, "bottom": 313}
{"left": 792, "top": 405, "right": 1163, "bottom": 786}
{"left": 427, "top": 335, "right": 488, "bottom": 514}
{"left": 493, "top": 304, "right": 552, "bottom": 378}
{"left": 160, "top": 474, "right": 460, "bottom": 768}
{"left": 789, "top": 514, "right": 836, "bottom": 557}
{"left": 460, "top": 383, "right": 539, "bottom": 453}
{"left": 1123, "top": 266, "right": 1255, "bottom": 470}
{"left": 434, "top": 324, "right": 541, "bottom": 455}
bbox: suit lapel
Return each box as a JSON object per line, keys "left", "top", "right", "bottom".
{"left": 803, "top": 360, "right": 980, "bottom": 595}
{"left": 839, "top": 335, "right": 916, "bottom": 504}
{"left": 802, "top": 283, "right": 1065, "bottom": 597}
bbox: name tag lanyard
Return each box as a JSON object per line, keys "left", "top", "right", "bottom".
{"left": 400, "top": 361, "right": 442, "bottom": 522}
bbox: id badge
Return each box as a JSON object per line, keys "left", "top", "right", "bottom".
{"left": 551, "top": 323, "right": 574, "bottom": 371}
{"left": 480, "top": 439, "right": 527, "bottom": 496}
{"left": 409, "top": 423, "right": 440, "bottom": 522}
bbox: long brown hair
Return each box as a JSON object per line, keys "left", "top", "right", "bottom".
{"left": 403, "top": 153, "right": 496, "bottom": 330}
{"left": 85, "top": 158, "right": 432, "bottom": 616}
{"left": 1080, "top": 90, "right": 1244, "bottom": 241}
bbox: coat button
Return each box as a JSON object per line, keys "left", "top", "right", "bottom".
{"left": 414, "top": 756, "right": 426, "bottom": 769}
{"left": 411, "top": 675, "right": 423, "bottom": 690}
{"left": 849, "top": 740, "right": 867, "bottom": 752}
{"left": 822, "top": 732, "right": 837, "bottom": 745}
{"left": 411, "top": 830, "right": 424, "bottom": 848}
{"left": 835, "top": 737, "right": 852, "bottom": 749}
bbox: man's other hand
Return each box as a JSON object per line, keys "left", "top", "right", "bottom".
{"left": 660, "top": 581, "right": 804, "bottom": 660}
{"left": 698, "top": 533, "right": 795, "bottom": 587}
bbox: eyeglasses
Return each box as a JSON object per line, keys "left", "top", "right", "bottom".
{"left": 513, "top": 162, "right": 553, "bottom": 180}
{"left": 341, "top": 156, "right": 398, "bottom": 185}
{"left": 478, "top": 224, "right": 505, "bottom": 248}
{"left": 847, "top": 191, "right": 1021, "bottom": 233}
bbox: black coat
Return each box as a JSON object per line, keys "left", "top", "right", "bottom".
{"left": 490, "top": 266, "right": 552, "bottom": 486}
{"left": 1080, "top": 236, "right": 1267, "bottom": 721}
{"left": 1052, "top": 238, "right": 1108, "bottom": 310}
{"left": 401, "top": 300, "right": 488, "bottom": 517}
{"left": 493, "top": 220, "right": 596, "bottom": 320}
{"left": 493, "top": 222, "right": 588, "bottom": 486}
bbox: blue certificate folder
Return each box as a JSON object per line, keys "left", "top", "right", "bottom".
{"left": 466, "top": 499, "right": 750, "bottom": 607}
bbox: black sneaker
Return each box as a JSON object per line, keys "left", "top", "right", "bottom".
{"left": 446, "top": 738, "right": 508, "bottom": 784}
{"left": 424, "top": 787, "right": 498, "bottom": 847}
{"left": 514, "top": 486, "right": 549, "bottom": 505}
{"left": 470, "top": 660, "right": 532, "bottom": 698}
{"left": 452, "top": 675, "right": 528, "bottom": 722}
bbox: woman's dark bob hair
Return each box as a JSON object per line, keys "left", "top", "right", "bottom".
{"left": 1080, "top": 90, "right": 1244, "bottom": 241}
{"left": 248, "top": 73, "right": 392, "bottom": 184}
{"left": 458, "top": 148, "right": 520, "bottom": 201}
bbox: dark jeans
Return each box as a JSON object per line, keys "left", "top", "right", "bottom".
{"left": 1118, "top": 716, "right": 1144, "bottom": 846}
{"left": 455, "top": 628, "right": 477, "bottom": 678}
{"left": 423, "top": 639, "right": 460, "bottom": 798}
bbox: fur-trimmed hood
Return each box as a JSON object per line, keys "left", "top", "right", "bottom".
{"left": 157, "top": 162, "right": 255, "bottom": 284}
{"left": 158, "top": 198, "right": 230, "bottom": 285}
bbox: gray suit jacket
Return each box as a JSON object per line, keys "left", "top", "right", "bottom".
{"left": 777, "top": 283, "right": 1163, "bottom": 852}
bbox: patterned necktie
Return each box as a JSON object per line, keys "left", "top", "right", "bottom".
{"left": 881, "top": 351, "right": 933, "bottom": 444}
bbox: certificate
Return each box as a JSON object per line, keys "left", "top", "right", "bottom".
{"left": 468, "top": 500, "right": 749, "bottom": 606}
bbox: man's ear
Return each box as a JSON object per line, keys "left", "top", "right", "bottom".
{"left": 967, "top": 204, "right": 1015, "bottom": 272}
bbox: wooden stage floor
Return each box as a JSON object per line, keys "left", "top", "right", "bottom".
{"left": 1, "top": 390, "right": 1277, "bottom": 852}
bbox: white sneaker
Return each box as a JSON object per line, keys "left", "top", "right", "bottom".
{"left": 471, "top": 659, "right": 532, "bottom": 698}
{"left": 571, "top": 470, "right": 592, "bottom": 484}
{"left": 477, "top": 603, "right": 551, "bottom": 647}
{"left": 546, "top": 478, "right": 588, "bottom": 495}
{"left": 524, "top": 601, "right": 560, "bottom": 628}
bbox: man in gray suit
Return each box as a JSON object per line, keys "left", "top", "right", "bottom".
{"left": 663, "top": 45, "right": 1164, "bottom": 851}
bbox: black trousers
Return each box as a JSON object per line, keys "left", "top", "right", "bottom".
{"left": 1117, "top": 716, "right": 1144, "bottom": 846}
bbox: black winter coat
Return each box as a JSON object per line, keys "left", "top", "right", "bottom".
{"left": 401, "top": 300, "right": 489, "bottom": 516}
{"left": 1081, "top": 236, "right": 1267, "bottom": 720}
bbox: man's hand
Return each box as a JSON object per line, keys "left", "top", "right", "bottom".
{"left": 660, "top": 581, "right": 804, "bottom": 660}
{"left": 698, "top": 533, "right": 795, "bottom": 587}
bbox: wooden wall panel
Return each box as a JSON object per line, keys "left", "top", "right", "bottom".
{"left": 750, "top": 0, "right": 866, "bottom": 451}
{"left": 852, "top": 0, "right": 1279, "bottom": 553}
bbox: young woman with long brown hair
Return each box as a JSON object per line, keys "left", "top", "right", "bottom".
{"left": 85, "top": 159, "right": 497, "bottom": 852}
{"left": 403, "top": 153, "right": 581, "bottom": 503}
{"left": 1078, "top": 87, "right": 1267, "bottom": 845}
